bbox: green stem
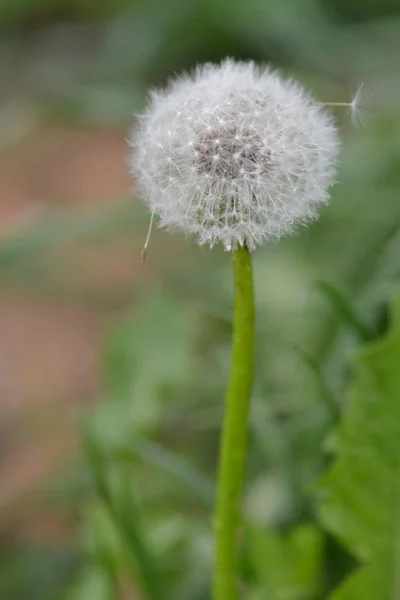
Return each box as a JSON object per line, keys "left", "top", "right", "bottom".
{"left": 213, "top": 244, "right": 255, "bottom": 600}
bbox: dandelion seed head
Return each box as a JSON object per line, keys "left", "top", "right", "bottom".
{"left": 130, "top": 59, "right": 340, "bottom": 251}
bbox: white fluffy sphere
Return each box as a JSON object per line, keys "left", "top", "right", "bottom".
{"left": 130, "top": 59, "right": 340, "bottom": 251}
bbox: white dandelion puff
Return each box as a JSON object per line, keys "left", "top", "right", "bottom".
{"left": 129, "top": 59, "right": 341, "bottom": 252}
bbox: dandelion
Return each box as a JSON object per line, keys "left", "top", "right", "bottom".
{"left": 128, "top": 59, "right": 350, "bottom": 600}
{"left": 130, "top": 59, "right": 340, "bottom": 253}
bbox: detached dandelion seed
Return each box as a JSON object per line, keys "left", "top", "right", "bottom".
{"left": 319, "top": 83, "right": 371, "bottom": 128}
{"left": 140, "top": 210, "right": 155, "bottom": 263}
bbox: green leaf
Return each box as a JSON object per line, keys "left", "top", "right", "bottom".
{"left": 317, "top": 294, "right": 400, "bottom": 599}
{"left": 291, "top": 343, "right": 339, "bottom": 418}
{"left": 247, "top": 524, "right": 324, "bottom": 600}
{"left": 83, "top": 501, "right": 124, "bottom": 577}
{"left": 67, "top": 567, "right": 115, "bottom": 600}
{"left": 328, "top": 564, "right": 389, "bottom": 600}
{"left": 315, "top": 281, "right": 373, "bottom": 342}
{"left": 115, "top": 435, "right": 214, "bottom": 507}
{"left": 83, "top": 423, "right": 165, "bottom": 600}
{"left": 85, "top": 401, "right": 214, "bottom": 505}
{"left": 104, "top": 292, "right": 197, "bottom": 429}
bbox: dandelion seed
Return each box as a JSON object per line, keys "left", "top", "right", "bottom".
{"left": 319, "top": 83, "right": 371, "bottom": 128}
{"left": 130, "top": 59, "right": 340, "bottom": 251}
{"left": 140, "top": 210, "right": 155, "bottom": 263}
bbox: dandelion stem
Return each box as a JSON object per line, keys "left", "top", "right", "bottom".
{"left": 213, "top": 244, "right": 255, "bottom": 600}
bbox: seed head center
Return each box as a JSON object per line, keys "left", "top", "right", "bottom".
{"left": 194, "top": 127, "right": 271, "bottom": 181}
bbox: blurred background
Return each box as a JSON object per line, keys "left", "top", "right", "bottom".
{"left": 0, "top": 0, "right": 399, "bottom": 598}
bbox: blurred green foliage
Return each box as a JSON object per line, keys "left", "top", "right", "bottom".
{"left": 318, "top": 295, "right": 400, "bottom": 599}
{"left": 1, "top": 0, "right": 400, "bottom": 598}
